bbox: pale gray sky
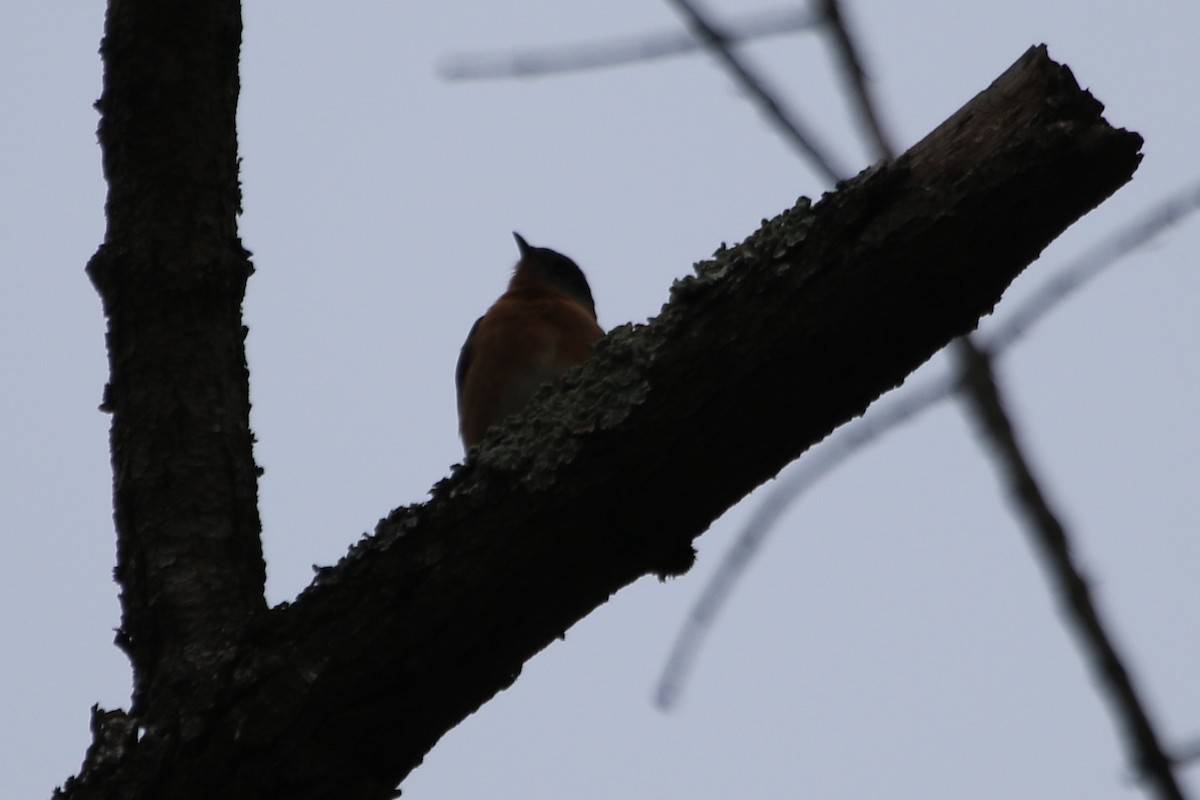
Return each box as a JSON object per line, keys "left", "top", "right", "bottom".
{"left": 2, "top": 2, "right": 1198, "bottom": 798}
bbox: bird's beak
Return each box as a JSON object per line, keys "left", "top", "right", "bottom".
{"left": 512, "top": 232, "right": 531, "bottom": 258}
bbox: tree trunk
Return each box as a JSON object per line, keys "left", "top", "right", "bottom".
{"left": 83, "top": 0, "right": 266, "bottom": 744}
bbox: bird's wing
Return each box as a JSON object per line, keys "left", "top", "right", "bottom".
{"left": 455, "top": 315, "right": 484, "bottom": 400}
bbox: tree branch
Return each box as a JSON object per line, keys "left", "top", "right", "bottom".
{"left": 826, "top": 8, "right": 1184, "bottom": 794}
{"left": 439, "top": 5, "right": 820, "bottom": 80}
{"left": 656, "top": 177, "right": 1200, "bottom": 715}
{"left": 817, "top": 0, "right": 896, "bottom": 161}
{"left": 63, "top": 44, "right": 1142, "bottom": 800}
{"left": 665, "top": 0, "right": 848, "bottom": 183}
{"left": 954, "top": 340, "right": 1185, "bottom": 800}
{"left": 83, "top": 0, "right": 265, "bottom": 739}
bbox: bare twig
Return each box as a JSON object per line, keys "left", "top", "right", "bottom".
{"left": 664, "top": 0, "right": 848, "bottom": 183}
{"left": 817, "top": 0, "right": 895, "bottom": 160}
{"left": 952, "top": 341, "right": 1184, "bottom": 800}
{"left": 439, "top": 6, "right": 820, "bottom": 80}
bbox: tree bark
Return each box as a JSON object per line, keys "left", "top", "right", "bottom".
{"left": 83, "top": 0, "right": 265, "bottom": 742}
{"left": 62, "top": 9, "right": 1143, "bottom": 797}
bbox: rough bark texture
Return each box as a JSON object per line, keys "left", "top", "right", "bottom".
{"left": 83, "top": 0, "right": 265, "bottom": 745}
{"left": 63, "top": 12, "right": 1143, "bottom": 799}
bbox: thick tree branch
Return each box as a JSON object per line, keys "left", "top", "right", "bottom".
{"left": 63, "top": 45, "right": 1142, "bottom": 800}
{"left": 83, "top": 0, "right": 266, "bottom": 737}
{"left": 657, "top": 177, "right": 1200, "bottom": 715}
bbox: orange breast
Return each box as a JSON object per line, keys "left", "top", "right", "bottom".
{"left": 457, "top": 288, "right": 603, "bottom": 448}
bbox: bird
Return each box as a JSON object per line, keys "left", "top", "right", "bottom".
{"left": 455, "top": 233, "right": 604, "bottom": 451}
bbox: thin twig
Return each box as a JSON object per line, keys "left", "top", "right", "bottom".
{"left": 952, "top": 340, "right": 1184, "bottom": 800}
{"left": 439, "top": 6, "right": 820, "bottom": 80}
{"left": 817, "top": 0, "right": 895, "bottom": 161}
{"left": 664, "top": 0, "right": 848, "bottom": 184}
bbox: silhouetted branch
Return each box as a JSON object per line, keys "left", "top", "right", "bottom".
{"left": 817, "top": 0, "right": 895, "bottom": 160}
{"left": 989, "top": 178, "right": 1200, "bottom": 352}
{"left": 658, "top": 181, "right": 1200, "bottom": 721}
{"left": 664, "top": 0, "right": 848, "bottom": 183}
{"left": 439, "top": 6, "right": 820, "bottom": 80}
{"left": 659, "top": 4, "right": 1189, "bottom": 795}
{"left": 655, "top": 371, "right": 955, "bottom": 709}
{"left": 953, "top": 340, "right": 1184, "bottom": 800}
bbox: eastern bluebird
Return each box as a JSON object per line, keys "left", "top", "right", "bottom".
{"left": 456, "top": 233, "right": 604, "bottom": 450}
